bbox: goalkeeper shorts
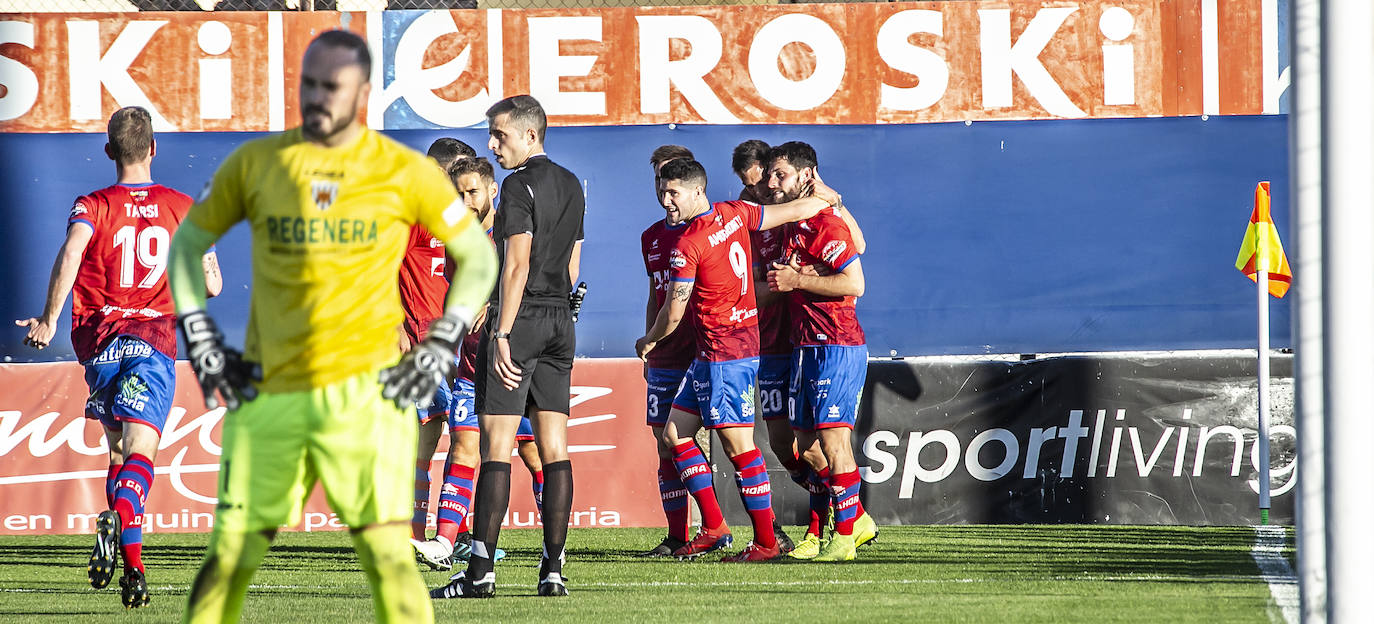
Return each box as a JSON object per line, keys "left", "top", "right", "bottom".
{"left": 213, "top": 367, "right": 416, "bottom": 533}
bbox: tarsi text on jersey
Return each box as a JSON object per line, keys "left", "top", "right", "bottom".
{"left": 266, "top": 216, "right": 378, "bottom": 246}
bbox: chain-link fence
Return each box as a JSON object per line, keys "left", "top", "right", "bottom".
{"left": 3, "top": 0, "right": 914, "bottom": 12}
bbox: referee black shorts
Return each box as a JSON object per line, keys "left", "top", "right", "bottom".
{"left": 475, "top": 302, "right": 574, "bottom": 416}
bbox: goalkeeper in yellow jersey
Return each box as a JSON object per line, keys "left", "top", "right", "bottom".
{"left": 166, "top": 30, "right": 497, "bottom": 624}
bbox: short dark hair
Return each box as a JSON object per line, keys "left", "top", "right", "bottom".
{"left": 449, "top": 156, "right": 495, "bottom": 185}
{"left": 107, "top": 106, "right": 153, "bottom": 165}
{"left": 767, "top": 140, "right": 818, "bottom": 171}
{"left": 731, "top": 139, "right": 771, "bottom": 175}
{"left": 650, "top": 145, "right": 694, "bottom": 169}
{"left": 308, "top": 30, "right": 372, "bottom": 81}
{"left": 656, "top": 158, "right": 707, "bottom": 190}
{"left": 427, "top": 138, "right": 476, "bottom": 169}
{"left": 485, "top": 95, "right": 547, "bottom": 143}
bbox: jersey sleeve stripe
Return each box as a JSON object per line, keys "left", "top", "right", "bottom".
{"left": 67, "top": 217, "right": 95, "bottom": 230}
{"left": 670, "top": 277, "right": 695, "bottom": 283}
{"left": 834, "top": 254, "right": 859, "bottom": 272}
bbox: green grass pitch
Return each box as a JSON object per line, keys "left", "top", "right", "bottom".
{"left": 0, "top": 525, "right": 1291, "bottom": 623}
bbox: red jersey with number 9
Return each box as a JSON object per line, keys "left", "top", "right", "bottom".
{"left": 68, "top": 183, "right": 192, "bottom": 361}
{"left": 669, "top": 200, "right": 763, "bottom": 362}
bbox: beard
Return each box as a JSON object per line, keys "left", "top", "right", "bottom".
{"left": 772, "top": 185, "right": 803, "bottom": 204}
{"left": 301, "top": 95, "right": 359, "bottom": 143}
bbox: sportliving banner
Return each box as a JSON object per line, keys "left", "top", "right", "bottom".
{"left": 0, "top": 0, "right": 1284, "bottom": 133}
{"left": 722, "top": 351, "right": 1295, "bottom": 526}
{"left": 0, "top": 352, "right": 1295, "bottom": 535}
{"left": 0, "top": 358, "right": 660, "bottom": 535}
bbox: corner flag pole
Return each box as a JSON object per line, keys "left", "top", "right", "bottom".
{"left": 1236, "top": 181, "right": 1288, "bottom": 526}
{"left": 1256, "top": 258, "right": 1271, "bottom": 526}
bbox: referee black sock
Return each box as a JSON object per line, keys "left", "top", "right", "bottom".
{"left": 540, "top": 460, "right": 573, "bottom": 576}
{"left": 466, "top": 461, "right": 510, "bottom": 580}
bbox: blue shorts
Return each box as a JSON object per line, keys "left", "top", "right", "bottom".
{"left": 645, "top": 367, "right": 687, "bottom": 427}
{"left": 82, "top": 336, "right": 175, "bottom": 434}
{"left": 757, "top": 354, "right": 792, "bottom": 422}
{"left": 789, "top": 345, "right": 867, "bottom": 431}
{"left": 672, "top": 357, "right": 760, "bottom": 430}
{"left": 516, "top": 414, "right": 535, "bottom": 442}
{"left": 448, "top": 378, "right": 479, "bottom": 432}
{"left": 449, "top": 378, "right": 533, "bottom": 440}
{"left": 416, "top": 356, "right": 462, "bottom": 425}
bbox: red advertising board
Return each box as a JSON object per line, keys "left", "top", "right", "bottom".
{"left": 0, "top": 0, "right": 1277, "bottom": 133}
{"left": 0, "top": 358, "right": 661, "bottom": 535}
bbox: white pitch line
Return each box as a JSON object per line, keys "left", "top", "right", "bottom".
{"left": 0, "top": 573, "right": 1279, "bottom": 595}
{"left": 1251, "top": 525, "right": 1299, "bottom": 624}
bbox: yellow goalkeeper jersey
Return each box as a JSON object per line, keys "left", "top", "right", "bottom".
{"left": 189, "top": 127, "right": 474, "bottom": 393}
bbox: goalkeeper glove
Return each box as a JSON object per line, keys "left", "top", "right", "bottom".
{"left": 380, "top": 312, "right": 467, "bottom": 410}
{"left": 178, "top": 310, "right": 261, "bottom": 410}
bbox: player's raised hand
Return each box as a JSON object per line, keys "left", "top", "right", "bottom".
{"left": 16, "top": 317, "right": 57, "bottom": 350}
{"left": 179, "top": 310, "right": 261, "bottom": 410}
{"left": 809, "top": 171, "right": 841, "bottom": 206}
{"left": 380, "top": 313, "right": 465, "bottom": 410}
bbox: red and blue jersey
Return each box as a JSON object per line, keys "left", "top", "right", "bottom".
{"left": 398, "top": 224, "right": 448, "bottom": 344}
{"left": 641, "top": 219, "right": 696, "bottom": 369}
{"left": 456, "top": 330, "right": 480, "bottom": 383}
{"left": 68, "top": 183, "right": 191, "bottom": 362}
{"left": 669, "top": 200, "right": 763, "bottom": 362}
{"left": 784, "top": 208, "right": 865, "bottom": 347}
{"left": 455, "top": 228, "right": 495, "bottom": 383}
{"left": 750, "top": 225, "right": 792, "bottom": 356}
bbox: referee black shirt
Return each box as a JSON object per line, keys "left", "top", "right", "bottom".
{"left": 492, "top": 154, "right": 585, "bottom": 306}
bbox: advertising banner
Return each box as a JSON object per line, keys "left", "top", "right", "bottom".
{"left": 721, "top": 351, "right": 1295, "bottom": 526}
{"left": 0, "top": 358, "right": 660, "bottom": 535}
{"left": 0, "top": 0, "right": 1282, "bottom": 133}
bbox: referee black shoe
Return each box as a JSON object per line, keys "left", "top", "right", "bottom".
{"left": 430, "top": 570, "right": 495, "bottom": 599}
{"left": 634, "top": 535, "right": 688, "bottom": 558}
{"left": 537, "top": 572, "right": 568, "bottom": 597}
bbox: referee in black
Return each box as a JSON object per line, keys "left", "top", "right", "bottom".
{"left": 434, "top": 95, "right": 584, "bottom": 600}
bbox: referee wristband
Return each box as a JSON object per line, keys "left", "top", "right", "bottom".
{"left": 492, "top": 331, "right": 512, "bottom": 340}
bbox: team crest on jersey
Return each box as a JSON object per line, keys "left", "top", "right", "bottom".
{"left": 821, "top": 240, "right": 847, "bottom": 265}
{"left": 69, "top": 202, "right": 88, "bottom": 218}
{"left": 668, "top": 249, "right": 686, "bottom": 269}
{"left": 311, "top": 180, "right": 339, "bottom": 211}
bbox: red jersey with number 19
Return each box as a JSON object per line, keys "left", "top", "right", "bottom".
{"left": 669, "top": 200, "right": 763, "bottom": 362}
{"left": 68, "top": 183, "right": 192, "bottom": 361}
{"left": 398, "top": 224, "right": 448, "bottom": 344}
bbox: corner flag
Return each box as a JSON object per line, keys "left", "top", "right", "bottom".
{"left": 1234, "top": 181, "right": 1291, "bottom": 298}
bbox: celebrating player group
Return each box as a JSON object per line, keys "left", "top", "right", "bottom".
{"left": 18, "top": 28, "right": 875, "bottom": 621}
{"left": 634, "top": 140, "right": 877, "bottom": 563}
